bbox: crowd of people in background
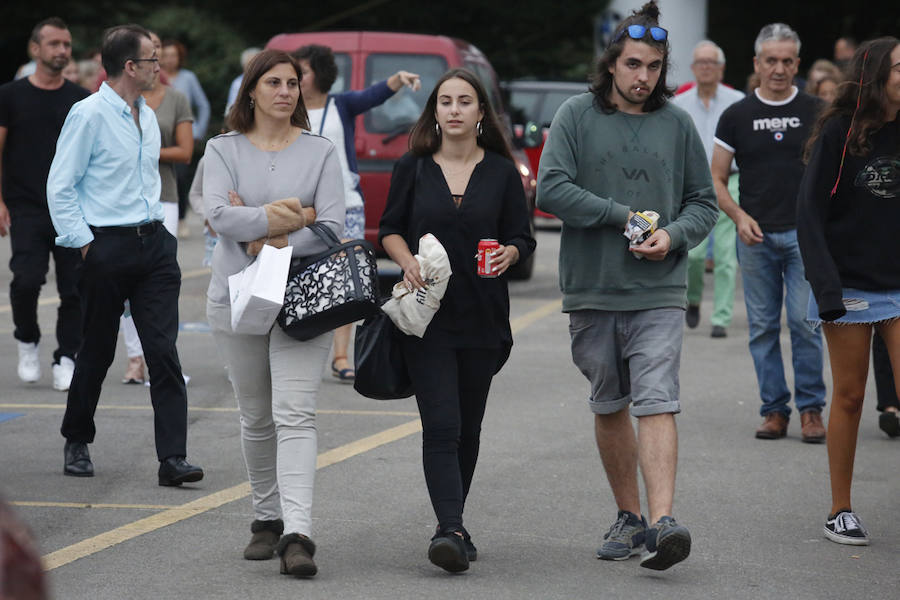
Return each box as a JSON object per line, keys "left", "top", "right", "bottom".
{"left": 1, "top": 0, "right": 899, "bottom": 590}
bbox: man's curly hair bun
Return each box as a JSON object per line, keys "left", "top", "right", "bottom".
{"left": 636, "top": 1, "right": 661, "bottom": 22}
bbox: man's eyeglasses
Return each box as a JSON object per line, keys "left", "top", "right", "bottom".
{"left": 612, "top": 24, "right": 668, "bottom": 46}
{"left": 692, "top": 59, "right": 722, "bottom": 67}
{"left": 130, "top": 58, "right": 159, "bottom": 65}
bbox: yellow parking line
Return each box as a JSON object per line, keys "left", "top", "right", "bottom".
{"left": 510, "top": 299, "right": 562, "bottom": 333}
{"left": 37, "top": 298, "right": 562, "bottom": 571}
{"left": 42, "top": 418, "right": 422, "bottom": 571}
{"left": 0, "top": 403, "right": 417, "bottom": 417}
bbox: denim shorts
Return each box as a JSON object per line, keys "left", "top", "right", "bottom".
{"left": 344, "top": 205, "right": 365, "bottom": 240}
{"left": 807, "top": 288, "right": 900, "bottom": 327}
{"left": 569, "top": 308, "right": 683, "bottom": 417}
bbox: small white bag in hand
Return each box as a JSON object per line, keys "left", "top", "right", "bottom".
{"left": 228, "top": 243, "right": 293, "bottom": 334}
{"left": 382, "top": 233, "right": 451, "bottom": 337}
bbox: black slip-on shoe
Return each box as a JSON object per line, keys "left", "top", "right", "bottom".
{"left": 158, "top": 456, "right": 204, "bottom": 486}
{"left": 428, "top": 530, "right": 469, "bottom": 573}
{"left": 64, "top": 441, "right": 94, "bottom": 477}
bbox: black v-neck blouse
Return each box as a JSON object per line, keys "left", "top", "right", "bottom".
{"left": 380, "top": 151, "right": 536, "bottom": 350}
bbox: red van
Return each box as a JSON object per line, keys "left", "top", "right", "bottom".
{"left": 266, "top": 31, "right": 537, "bottom": 279}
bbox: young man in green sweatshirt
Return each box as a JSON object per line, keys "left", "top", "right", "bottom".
{"left": 536, "top": 2, "right": 717, "bottom": 572}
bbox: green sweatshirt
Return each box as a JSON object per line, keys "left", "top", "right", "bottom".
{"left": 536, "top": 93, "right": 717, "bottom": 312}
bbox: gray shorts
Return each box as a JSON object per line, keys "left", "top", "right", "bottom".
{"left": 569, "top": 308, "right": 683, "bottom": 417}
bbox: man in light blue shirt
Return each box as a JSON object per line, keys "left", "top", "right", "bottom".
{"left": 671, "top": 41, "right": 744, "bottom": 339}
{"left": 47, "top": 24, "right": 203, "bottom": 487}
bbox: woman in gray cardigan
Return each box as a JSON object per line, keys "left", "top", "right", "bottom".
{"left": 203, "top": 50, "right": 345, "bottom": 579}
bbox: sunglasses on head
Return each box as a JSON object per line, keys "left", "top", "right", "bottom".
{"left": 612, "top": 24, "right": 668, "bottom": 45}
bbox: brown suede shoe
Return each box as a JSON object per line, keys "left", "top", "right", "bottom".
{"left": 277, "top": 533, "right": 317, "bottom": 578}
{"left": 755, "top": 413, "right": 789, "bottom": 439}
{"left": 244, "top": 519, "right": 283, "bottom": 560}
{"left": 800, "top": 411, "right": 826, "bottom": 443}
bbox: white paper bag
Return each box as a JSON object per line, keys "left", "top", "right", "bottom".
{"left": 228, "top": 244, "right": 293, "bottom": 334}
{"left": 382, "top": 233, "right": 451, "bottom": 337}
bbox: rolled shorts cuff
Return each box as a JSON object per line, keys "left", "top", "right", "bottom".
{"left": 588, "top": 394, "right": 631, "bottom": 415}
{"left": 631, "top": 400, "right": 681, "bottom": 417}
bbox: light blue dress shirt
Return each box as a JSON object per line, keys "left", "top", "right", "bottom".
{"left": 47, "top": 82, "right": 163, "bottom": 249}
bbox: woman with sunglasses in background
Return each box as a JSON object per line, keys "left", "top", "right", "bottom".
{"left": 380, "top": 68, "right": 535, "bottom": 573}
{"left": 798, "top": 36, "right": 900, "bottom": 546}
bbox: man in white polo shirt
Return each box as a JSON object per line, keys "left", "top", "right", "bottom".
{"left": 672, "top": 40, "right": 744, "bottom": 339}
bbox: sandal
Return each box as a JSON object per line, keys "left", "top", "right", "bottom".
{"left": 122, "top": 356, "right": 145, "bottom": 384}
{"left": 331, "top": 357, "right": 355, "bottom": 383}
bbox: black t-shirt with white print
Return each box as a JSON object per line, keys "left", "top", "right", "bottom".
{"left": 715, "top": 88, "right": 822, "bottom": 231}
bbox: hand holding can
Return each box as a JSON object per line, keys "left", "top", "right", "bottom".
{"left": 477, "top": 239, "right": 501, "bottom": 277}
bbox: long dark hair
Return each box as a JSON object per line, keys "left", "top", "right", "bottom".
{"left": 226, "top": 49, "right": 310, "bottom": 133}
{"left": 590, "top": 1, "right": 673, "bottom": 114}
{"left": 805, "top": 37, "right": 900, "bottom": 160}
{"left": 408, "top": 68, "right": 512, "bottom": 161}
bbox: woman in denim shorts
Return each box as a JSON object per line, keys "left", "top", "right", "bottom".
{"left": 797, "top": 36, "right": 900, "bottom": 547}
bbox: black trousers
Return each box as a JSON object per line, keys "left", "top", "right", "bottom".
{"left": 8, "top": 211, "right": 82, "bottom": 362}
{"left": 402, "top": 336, "right": 501, "bottom": 532}
{"left": 60, "top": 224, "right": 187, "bottom": 461}
{"left": 872, "top": 331, "right": 899, "bottom": 412}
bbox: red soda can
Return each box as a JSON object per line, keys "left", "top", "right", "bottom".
{"left": 477, "top": 239, "right": 501, "bottom": 278}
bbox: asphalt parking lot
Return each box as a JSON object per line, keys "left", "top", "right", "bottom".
{"left": 1, "top": 215, "right": 898, "bottom": 599}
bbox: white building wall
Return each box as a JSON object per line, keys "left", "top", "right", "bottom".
{"left": 601, "top": 0, "right": 708, "bottom": 88}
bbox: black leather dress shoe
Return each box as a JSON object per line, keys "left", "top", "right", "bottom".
{"left": 158, "top": 456, "right": 204, "bottom": 487}
{"left": 64, "top": 441, "right": 94, "bottom": 477}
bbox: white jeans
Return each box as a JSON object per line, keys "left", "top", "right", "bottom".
{"left": 121, "top": 203, "right": 180, "bottom": 358}
{"left": 214, "top": 324, "right": 332, "bottom": 536}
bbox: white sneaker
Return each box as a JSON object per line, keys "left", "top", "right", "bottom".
{"left": 52, "top": 356, "right": 76, "bottom": 392}
{"left": 17, "top": 341, "right": 41, "bottom": 383}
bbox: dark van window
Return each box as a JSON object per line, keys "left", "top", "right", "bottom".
{"left": 364, "top": 54, "right": 448, "bottom": 133}
{"left": 331, "top": 53, "right": 351, "bottom": 94}
{"left": 507, "top": 90, "right": 542, "bottom": 125}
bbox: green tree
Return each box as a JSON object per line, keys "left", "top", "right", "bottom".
{"left": 145, "top": 6, "right": 248, "bottom": 137}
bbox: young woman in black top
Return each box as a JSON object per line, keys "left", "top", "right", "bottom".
{"left": 797, "top": 37, "right": 900, "bottom": 546}
{"left": 379, "top": 68, "right": 535, "bottom": 572}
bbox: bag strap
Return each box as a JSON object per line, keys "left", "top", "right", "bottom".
{"left": 307, "top": 221, "right": 342, "bottom": 248}
{"left": 318, "top": 97, "right": 331, "bottom": 136}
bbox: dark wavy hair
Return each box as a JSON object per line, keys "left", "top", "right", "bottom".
{"left": 408, "top": 68, "right": 512, "bottom": 161}
{"left": 590, "top": 1, "right": 673, "bottom": 114}
{"left": 226, "top": 50, "right": 310, "bottom": 133}
{"left": 804, "top": 37, "right": 900, "bottom": 161}
{"left": 291, "top": 44, "right": 338, "bottom": 94}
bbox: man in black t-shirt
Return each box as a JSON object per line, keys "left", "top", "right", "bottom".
{"left": 0, "top": 17, "right": 88, "bottom": 391}
{"left": 711, "top": 23, "right": 826, "bottom": 443}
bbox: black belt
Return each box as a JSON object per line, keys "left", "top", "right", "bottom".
{"left": 89, "top": 221, "right": 162, "bottom": 237}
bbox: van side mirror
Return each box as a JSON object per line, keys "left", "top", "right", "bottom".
{"left": 519, "top": 121, "right": 542, "bottom": 148}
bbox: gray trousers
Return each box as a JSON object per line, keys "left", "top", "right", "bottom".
{"left": 214, "top": 324, "right": 333, "bottom": 536}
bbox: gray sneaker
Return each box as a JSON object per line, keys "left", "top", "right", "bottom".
{"left": 640, "top": 516, "right": 691, "bottom": 570}
{"left": 596, "top": 510, "right": 647, "bottom": 560}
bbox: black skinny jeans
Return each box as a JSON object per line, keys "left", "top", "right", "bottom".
{"left": 8, "top": 211, "right": 82, "bottom": 362}
{"left": 872, "top": 332, "right": 900, "bottom": 412}
{"left": 61, "top": 224, "right": 188, "bottom": 461}
{"left": 402, "top": 336, "right": 501, "bottom": 533}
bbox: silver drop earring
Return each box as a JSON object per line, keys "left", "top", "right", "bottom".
{"left": 477, "top": 120, "right": 483, "bottom": 136}
{"left": 435, "top": 122, "right": 441, "bottom": 135}
{"left": 249, "top": 98, "right": 255, "bottom": 109}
